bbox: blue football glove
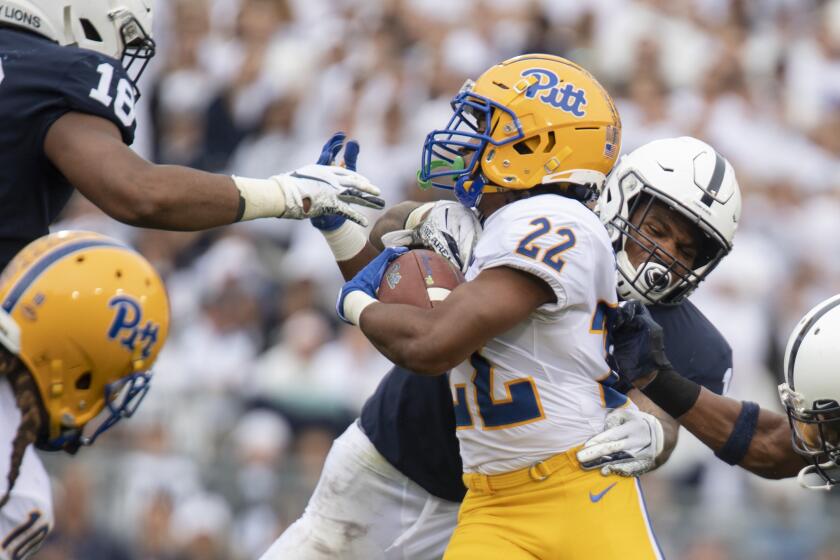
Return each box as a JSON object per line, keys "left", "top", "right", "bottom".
{"left": 336, "top": 246, "right": 408, "bottom": 324}
{"left": 317, "top": 131, "right": 347, "bottom": 166}
{"left": 312, "top": 132, "right": 369, "bottom": 231}
{"left": 609, "top": 300, "right": 672, "bottom": 384}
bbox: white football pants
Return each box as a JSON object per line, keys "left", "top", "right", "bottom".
{"left": 259, "top": 421, "right": 460, "bottom": 560}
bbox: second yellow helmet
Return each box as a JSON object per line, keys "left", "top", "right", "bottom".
{"left": 0, "top": 230, "right": 170, "bottom": 452}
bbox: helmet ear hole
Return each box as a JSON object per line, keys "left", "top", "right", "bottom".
{"left": 80, "top": 19, "right": 103, "bottom": 42}
{"left": 75, "top": 372, "right": 92, "bottom": 391}
{"left": 543, "top": 131, "right": 556, "bottom": 152}
{"left": 513, "top": 139, "right": 534, "bottom": 155}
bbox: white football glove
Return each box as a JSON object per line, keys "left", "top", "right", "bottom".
{"left": 380, "top": 201, "right": 481, "bottom": 273}
{"left": 576, "top": 408, "right": 664, "bottom": 477}
{"left": 236, "top": 164, "right": 383, "bottom": 226}
{"left": 275, "top": 164, "right": 384, "bottom": 226}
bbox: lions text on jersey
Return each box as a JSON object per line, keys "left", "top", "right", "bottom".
{"left": 0, "top": 28, "right": 136, "bottom": 269}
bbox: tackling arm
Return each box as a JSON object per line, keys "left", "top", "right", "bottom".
{"left": 44, "top": 114, "right": 382, "bottom": 230}
{"left": 357, "top": 266, "right": 554, "bottom": 375}
{"left": 45, "top": 112, "right": 240, "bottom": 229}
{"left": 370, "top": 201, "right": 425, "bottom": 251}
{"left": 333, "top": 201, "right": 425, "bottom": 280}
{"left": 676, "top": 387, "right": 806, "bottom": 478}
{"left": 611, "top": 301, "right": 806, "bottom": 479}
{"left": 628, "top": 389, "right": 679, "bottom": 467}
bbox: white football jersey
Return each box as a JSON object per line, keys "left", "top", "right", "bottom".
{"left": 451, "top": 194, "right": 622, "bottom": 474}
{"left": 0, "top": 378, "right": 53, "bottom": 560}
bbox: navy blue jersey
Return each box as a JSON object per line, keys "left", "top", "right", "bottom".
{"left": 0, "top": 28, "right": 136, "bottom": 268}
{"left": 649, "top": 299, "right": 732, "bottom": 395}
{"left": 359, "top": 298, "right": 732, "bottom": 503}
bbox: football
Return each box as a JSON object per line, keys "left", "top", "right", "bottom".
{"left": 377, "top": 249, "right": 464, "bottom": 308}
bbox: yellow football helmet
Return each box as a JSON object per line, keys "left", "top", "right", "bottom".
{"left": 0, "top": 231, "right": 169, "bottom": 452}
{"left": 419, "top": 54, "right": 621, "bottom": 207}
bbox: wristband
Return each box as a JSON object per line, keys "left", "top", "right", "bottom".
{"left": 405, "top": 202, "right": 436, "bottom": 230}
{"left": 232, "top": 176, "right": 287, "bottom": 221}
{"left": 641, "top": 367, "right": 702, "bottom": 419}
{"left": 343, "top": 291, "right": 377, "bottom": 326}
{"left": 715, "top": 401, "right": 760, "bottom": 465}
{"left": 321, "top": 221, "right": 368, "bottom": 262}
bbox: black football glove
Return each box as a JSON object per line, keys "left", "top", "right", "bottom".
{"left": 609, "top": 300, "right": 672, "bottom": 384}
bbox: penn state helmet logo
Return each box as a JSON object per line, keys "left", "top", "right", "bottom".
{"left": 521, "top": 68, "right": 587, "bottom": 117}
{"left": 642, "top": 264, "right": 672, "bottom": 293}
{"left": 107, "top": 295, "right": 160, "bottom": 359}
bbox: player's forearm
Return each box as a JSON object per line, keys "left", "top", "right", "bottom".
{"left": 369, "top": 201, "right": 425, "bottom": 250}
{"left": 675, "top": 388, "right": 740, "bottom": 450}
{"left": 123, "top": 164, "right": 242, "bottom": 229}
{"left": 46, "top": 112, "right": 243, "bottom": 229}
{"left": 738, "top": 409, "right": 808, "bottom": 479}
{"left": 334, "top": 243, "right": 381, "bottom": 280}
{"left": 628, "top": 389, "right": 679, "bottom": 468}
{"left": 358, "top": 303, "right": 468, "bottom": 375}
{"left": 324, "top": 201, "right": 425, "bottom": 280}
{"left": 677, "top": 388, "right": 804, "bottom": 478}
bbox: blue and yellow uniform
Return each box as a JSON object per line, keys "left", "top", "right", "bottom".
{"left": 0, "top": 27, "right": 136, "bottom": 269}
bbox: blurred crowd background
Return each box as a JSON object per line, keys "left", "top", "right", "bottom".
{"left": 36, "top": 0, "right": 840, "bottom": 558}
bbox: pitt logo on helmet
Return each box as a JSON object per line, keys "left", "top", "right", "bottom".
{"left": 108, "top": 295, "right": 160, "bottom": 360}
{"left": 419, "top": 54, "right": 622, "bottom": 208}
{"left": 0, "top": 230, "right": 170, "bottom": 451}
{"left": 520, "top": 68, "right": 587, "bottom": 117}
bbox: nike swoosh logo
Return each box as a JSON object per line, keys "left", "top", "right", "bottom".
{"left": 589, "top": 482, "right": 618, "bottom": 503}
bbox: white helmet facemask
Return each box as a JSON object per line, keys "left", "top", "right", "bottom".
{"left": 598, "top": 137, "right": 741, "bottom": 305}
{"left": 611, "top": 183, "right": 729, "bottom": 304}
{"left": 109, "top": 6, "right": 156, "bottom": 98}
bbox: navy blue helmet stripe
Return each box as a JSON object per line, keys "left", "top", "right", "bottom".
{"left": 700, "top": 151, "right": 726, "bottom": 207}
{"left": 786, "top": 297, "right": 840, "bottom": 390}
{"left": 2, "top": 239, "right": 124, "bottom": 313}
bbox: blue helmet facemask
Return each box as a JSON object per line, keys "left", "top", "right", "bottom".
{"left": 39, "top": 370, "right": 152, "bottom": 454}
{"left": 419, "top": 80, "right": 524, "bottom": 208}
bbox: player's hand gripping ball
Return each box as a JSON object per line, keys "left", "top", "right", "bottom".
{"left": 377, "top": 249, "right": 464, "bottom": 308}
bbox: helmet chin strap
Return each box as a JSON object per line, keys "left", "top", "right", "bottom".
{"left": 455, "top": 174, "right": 485, "bottom": 208}
{"left": 798, "top": 462, "right": 840, "bottom": 491}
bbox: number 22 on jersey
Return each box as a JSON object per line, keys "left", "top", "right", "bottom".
{"left": 454, "top": 353, "right": 545, "bottom": 430}
{"left": 453, "top": 215, "right": 575, "bottom": 431}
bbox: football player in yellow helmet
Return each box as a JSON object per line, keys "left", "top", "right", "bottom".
{"left": 0, "top": 230, "right": 168, "bottom": 559}
{"left": 336, "top": 55, "right": 664, "bottom": 559}
{"left": 419, "top": 53, "right": 620, "bottom": 209}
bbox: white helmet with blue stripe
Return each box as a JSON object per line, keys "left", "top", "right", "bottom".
{"left": 780, "top": 294, "right": 840, "bottom": 491}
{"left": 597, "top": 137, "right": 742, "bottom": 305}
